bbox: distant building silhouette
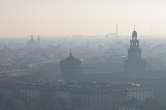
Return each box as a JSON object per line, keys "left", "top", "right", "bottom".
{"left": 26, "top": 35, "right": 40, "bottom": 49}
{"left": 60, "top": 52, "right": 82, "bottom": 81}
{"left": 124, "top": 30, "right": 146, "bottom": 73}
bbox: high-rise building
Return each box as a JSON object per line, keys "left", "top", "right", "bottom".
{"left": 124, "top": 30, "right": 146, "bottom": 73}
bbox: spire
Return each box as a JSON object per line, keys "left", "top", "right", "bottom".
{"left": 130, "top": 29, "right": 139, "bottom": 48}
{"left": 132, "top": 26, "right": 137, "bottom": 40}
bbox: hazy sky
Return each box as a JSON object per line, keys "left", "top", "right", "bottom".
{"left": 0, "top": 0, "right": 166, "bottom": 37}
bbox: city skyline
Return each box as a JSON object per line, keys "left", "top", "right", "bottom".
{"left": 0, "top": 0, "right": 166, "bottom": 37}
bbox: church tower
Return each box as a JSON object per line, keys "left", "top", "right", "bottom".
{"left": 124, "top": 29, "right": 146, "bottom": 73}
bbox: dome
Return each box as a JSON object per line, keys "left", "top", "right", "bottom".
{"left": 132, "top": 30, "right": 137, "bottom": 38}
{"left": 60, "top": 53, "right": 81, "bottom": 65}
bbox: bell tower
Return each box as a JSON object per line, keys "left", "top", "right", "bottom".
{"left": 124, "top": 29, "right": 146, "bottom": 73}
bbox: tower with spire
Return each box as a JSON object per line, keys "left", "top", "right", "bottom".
{"left": 26, "top": 35, "right": 40, "bottom": 49}
{"left": 124, "top": 29, "right": 146, "bottom": 73}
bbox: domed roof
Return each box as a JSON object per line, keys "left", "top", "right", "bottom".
{"left": 132, "top": 30, "right": 137, "bottom": 37}
{"left": 60, "top": 52, "right": 81, "bottom": 65}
